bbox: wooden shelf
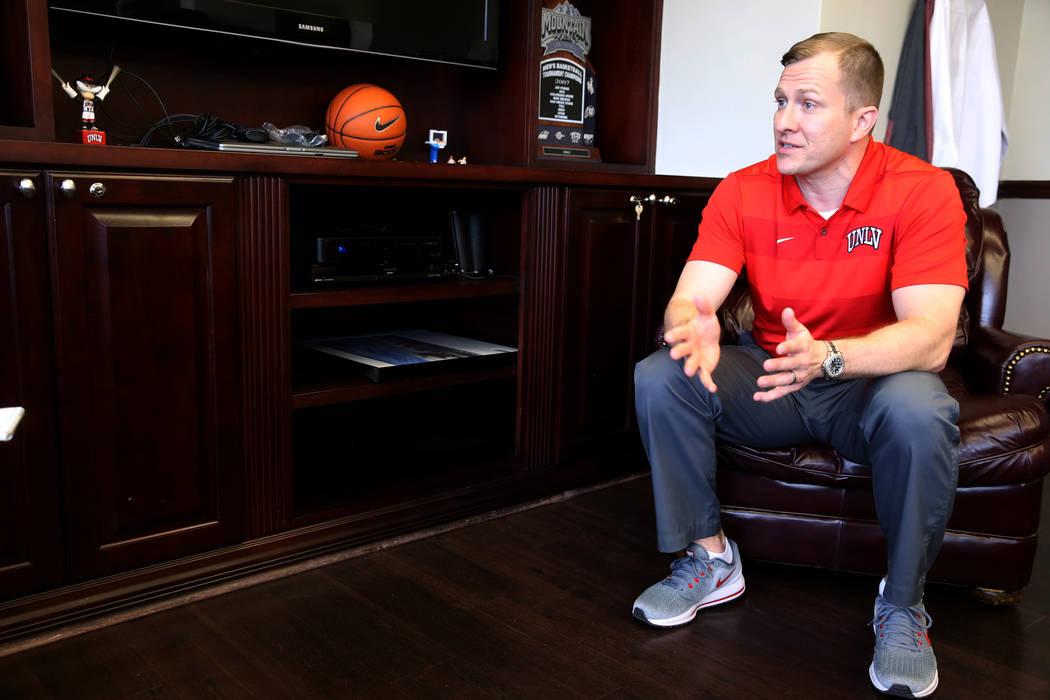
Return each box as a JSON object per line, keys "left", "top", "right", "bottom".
{"left": 291, "top": 363, "right": 516, "bottom": 409}
{"left": 290, "top": 276, "right": 519, "bottom": 309}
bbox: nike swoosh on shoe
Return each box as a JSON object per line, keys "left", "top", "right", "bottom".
{"left": 717, "top": 567, "right": 736, "bottom": 587}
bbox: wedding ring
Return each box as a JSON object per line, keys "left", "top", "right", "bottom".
{"left": 789, "top": 370, "right": 798, "bottom": 384}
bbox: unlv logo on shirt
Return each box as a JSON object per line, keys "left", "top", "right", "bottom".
{"left": 846, "top": 226, "right": 884, "bottom": 253}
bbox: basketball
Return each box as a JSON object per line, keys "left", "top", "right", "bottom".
{"left": 325, "top": 84, "right": 406, "bottom": 160}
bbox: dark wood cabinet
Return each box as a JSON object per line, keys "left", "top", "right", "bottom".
{"left": 47, "top": 173, "right": 243, "bottom": 580}
{"left": 0, "top": 0, "right": 727, "bottom": 645}
{"left": 0, "top": 170, "right": 63, "bottom": 600}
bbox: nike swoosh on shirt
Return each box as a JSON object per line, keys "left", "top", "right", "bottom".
{"left": 776, "top": 237, "right": 795, "bottom": 244}
{"left": 374, "top": 115, "right": 402, "bottom": 132}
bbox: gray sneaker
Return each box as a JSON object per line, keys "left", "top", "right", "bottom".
{"left": 632, "top": 540, "right": 745, "bottom": 627}
{"left": 868, "top": 580, "right": 938, "bottom": 697}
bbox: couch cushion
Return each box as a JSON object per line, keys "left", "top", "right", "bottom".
{"left": 717, "top": 389, "right": 1049, "bottom": 489}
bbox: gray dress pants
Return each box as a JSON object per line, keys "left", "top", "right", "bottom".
{"left": 633, "top": 333, "right": 960, "bottom": 607}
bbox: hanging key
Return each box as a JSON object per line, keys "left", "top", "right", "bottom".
{"left": 630, "top": 195, "right": 648, "bottom": 221}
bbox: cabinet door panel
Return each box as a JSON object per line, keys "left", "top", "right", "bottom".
{"left": 0, "top": 170, "right": 63, "bottom": 599}
{"left": 559, "top": 189, "right": 710, "bottom": 462}
{"left": 561, "top": 189, "right": 649, "bottom": 457}
{"left": 50, "top": 174, "right": 242, "bottom": 579}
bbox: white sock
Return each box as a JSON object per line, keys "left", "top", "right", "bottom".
{"left": 709, "top": 542, "right": 733, "bottom": 564}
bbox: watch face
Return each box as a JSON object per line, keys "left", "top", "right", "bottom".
{"left": 827, "top": 355, "right": 845, "bottom": 376}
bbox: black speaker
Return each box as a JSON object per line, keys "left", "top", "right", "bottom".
{"left": 449, "top": 210, "right": 491, "bottom": 277}
{"left": 468, "top": 212, "right": 488, "bottom": 275}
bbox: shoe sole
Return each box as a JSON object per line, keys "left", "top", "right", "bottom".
{"left": 869, "top": 664, "right": 938, "bottom": 697}
{"left": 632, "top": 574, "right": 745, "bottom": 628}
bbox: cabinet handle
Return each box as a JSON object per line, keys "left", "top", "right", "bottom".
{"left": 17, "top": 178, "right": 37, "bottom": 198}
{"left": 89, "top": 182, "right": 107, "bottom": 198}
{"left": 59, "top": 179, "right": 77, "bottom": 198}
{"left": 627, "top": 194, "right": 675, "bottom": 221}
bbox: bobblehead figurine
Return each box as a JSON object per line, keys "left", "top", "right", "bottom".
{"left": 52, "top": 65, "right": 121, "bottom": 144}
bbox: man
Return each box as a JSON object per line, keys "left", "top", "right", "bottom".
{"left": 632, "top": 33, "right": 967, "bottom": 698}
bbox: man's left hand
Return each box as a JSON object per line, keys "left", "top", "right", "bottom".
{"left": 754, "top": 307, "right": 823, "bottom": 402}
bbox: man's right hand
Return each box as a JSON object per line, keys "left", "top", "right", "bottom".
{"left": 663, "top": 294, "right": 722, "bottom": 393}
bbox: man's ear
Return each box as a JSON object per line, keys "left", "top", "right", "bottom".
{"left": 850, "top": 106, "right": 878, "bottom": 143}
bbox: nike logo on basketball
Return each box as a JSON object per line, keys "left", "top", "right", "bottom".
{"left": 716, "top": 568, "right": 736, "bottom": 587}
{"left": 776, "top": 237, "right": 794, "bottom": 244}
{"left": 374, "top": 115, "right": 401, "bottom": 132}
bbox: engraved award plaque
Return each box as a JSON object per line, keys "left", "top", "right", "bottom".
{"left": 537, "top": 1, "right": 600, "bottom": 162}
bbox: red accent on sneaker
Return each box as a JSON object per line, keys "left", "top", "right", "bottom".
{"left": 716, "top": 568, "right": 736, "bottom": 587}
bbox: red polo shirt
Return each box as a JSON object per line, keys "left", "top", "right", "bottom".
{"left": 688, "top": 140, "right": 968, "bottom": 355}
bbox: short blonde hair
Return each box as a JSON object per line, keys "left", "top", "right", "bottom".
{"left": 781, "top": 32, "right": 884, "bottom": 112}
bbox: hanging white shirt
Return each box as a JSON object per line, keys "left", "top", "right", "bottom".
{"left": 929, "top": 0, "right": 1009, "bottom": 207}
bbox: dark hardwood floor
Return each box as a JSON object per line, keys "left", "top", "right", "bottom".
{"left": 2, "top": 474, "right": 1049, "bottom": 699}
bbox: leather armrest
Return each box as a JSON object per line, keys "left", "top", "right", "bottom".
{"left": 964, "top": 326, "right": 1050, "bottom": 406}
{"left": 654, "top": 324, "right": 667, "bottom": 349}
{"left": 719, "top": 281, "right": 754, "bottom": 345}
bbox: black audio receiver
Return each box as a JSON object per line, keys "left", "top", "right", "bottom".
{"left": 311, "top": 235, "right": 452, "bottom": 284}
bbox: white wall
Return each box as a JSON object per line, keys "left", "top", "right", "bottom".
{"left": 655, "top": 0, "right": 910, "bottom": 177}
{"left": 990, "top": 0, "right": 1050, "bottom": 337}
{"left": 817, "top": 0, "right": 912, "bottom": 143}
{"left": 655, "top": 0, "right": 820, "bottom": 177}
{"left": 655, "top": 0, "right": 1048, "bottom": 181}
{"left": 984, "top": 0, "right": 1025, "bottom": 139}
{"left": 998, "top": 199, "right": 1050, "bottom": 337}
{"left": 998, "top": 0, "right": 1050, "bottom": 180}
{"left": 655, "top": 0, "right": 1050, "bottom": 337}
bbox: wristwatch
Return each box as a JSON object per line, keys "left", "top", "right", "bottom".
{"left": 821, "top": 340, "right": 845, "bottom": 379}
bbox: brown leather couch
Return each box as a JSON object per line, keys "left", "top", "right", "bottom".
{"left": 696, "top": 168, "right": 1050, "bottom": 603}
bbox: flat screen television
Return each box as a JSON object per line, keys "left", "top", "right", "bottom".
{"left": 49, "top": 0, "right": 500, "bottom": 70}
